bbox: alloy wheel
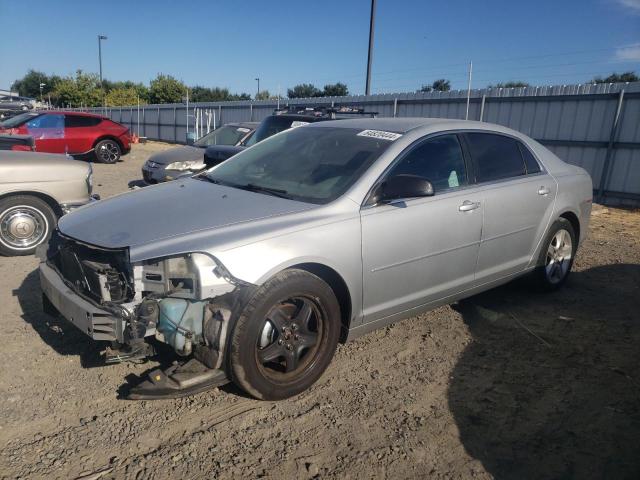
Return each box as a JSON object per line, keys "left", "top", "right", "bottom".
{"left": 545, "top": 228, "right": 573, "bottom": 284}
{"left": 97, "top": 141, "right": 120, "bottom": 163}
{"left": 256, "top": 297, "right": 323, "bottom": 377}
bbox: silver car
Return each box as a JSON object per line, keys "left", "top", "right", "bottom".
{"left": 141, "top": 122, "right": 257, "bottom": 184}
{"left": 39, "top": 118, "right": 592, "bottom": 400}
{"left": 0, "top": 151, "right": 95, "bottom": 256}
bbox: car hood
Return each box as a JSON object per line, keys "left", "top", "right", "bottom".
{"left": 147, "top": 146, "right": 203, "bottom": 165}
{"left": 57, "top": 178, "right": 316, "bottom": 259}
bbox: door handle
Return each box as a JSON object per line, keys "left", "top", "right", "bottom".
{"left": 459, "top": 200, "right": 480, "bottom": 212}
{"left": 538, "top": 186, "right": 550, "bottom": 196}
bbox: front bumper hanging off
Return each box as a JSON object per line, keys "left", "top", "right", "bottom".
{"left": 40, "top": 261, "right": 124, "bottom": 342}
{"left": 40, "top": 260, "right": 236, "bottom": 400}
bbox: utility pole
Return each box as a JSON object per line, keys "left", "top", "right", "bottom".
{"left": 465, "top": 60, "right": 473, "bottom": 120}
{"left": 365, "top": 0, "right": 377, "bottom": 96}
{"left": 255, "top": 77, "right": 260, "bottom": 99}
{"left": 39, "top": 83, "right": 46, "bottom": 102}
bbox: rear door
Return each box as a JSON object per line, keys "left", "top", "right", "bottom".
{"left": 360, "top": 133, "right": 483, "bottom": 323}
{"left": 64, "top": 114, "right": 102, "bottom": 154}
{"left": 463, "top": 132, "right": 557, "bottom": 283}
{"left": 23, "top": 113, "right": 65, "bottom": 153}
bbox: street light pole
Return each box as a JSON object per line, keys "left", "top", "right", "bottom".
{"left": 39, "top": 83, "right": 46, "bottom": 102}
{"left": 255, "top": 78, "right": 260, "bottom": 99}
{"left": 98, "top": 35, "right": 108, "bottom": 110}
{"left": 365, "top": 0, "right": 376, "bottom": 96}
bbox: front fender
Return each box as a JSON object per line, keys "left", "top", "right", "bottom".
{"left": 214, "top": 215, "right": 364, "bottom": 327}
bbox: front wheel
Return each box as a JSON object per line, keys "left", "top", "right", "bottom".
{"left": 0, "top": 195, "right": 57, "bottom": 256}
{"left": 229, "top": 269, "right": 341, "bottom": 400}
{"left": 94, "top": 139, "right": 121, "bottom": 164}
{"left": 533, "top": 218, "right": 577, "bottom": 290}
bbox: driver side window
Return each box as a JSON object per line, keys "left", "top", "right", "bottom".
{"left": 388, "top": 134, "right": 467, "bottom": 193}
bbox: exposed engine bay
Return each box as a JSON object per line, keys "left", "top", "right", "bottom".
{"left": 42, "top": 231, "right": 254, "bottom": 398}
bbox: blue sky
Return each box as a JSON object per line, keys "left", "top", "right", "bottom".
{"left": 1, "top": 0, "right": 639, "bottom": 96}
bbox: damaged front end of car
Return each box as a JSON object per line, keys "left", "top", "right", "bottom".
{"left": 39, "top": 230, "right": 255, "bottom": 399}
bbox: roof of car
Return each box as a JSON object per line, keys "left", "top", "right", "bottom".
{"left": 308, "top": 117, "right": 509, "bottom": 134}
{"left": 44, "top": 110, "right": 106, "bottom": 118}
{"left": 226, "top": 121, "right": 259, "bottom": 128}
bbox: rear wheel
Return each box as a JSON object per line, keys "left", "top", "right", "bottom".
{"left": 0, "top": 195, "right": 56, "bottom": 256}
{"left": 94, "top": 139, "right": 121, "bottom": 164}
{"left": 533, "top": 218, "right": 576, "bottom": 290}
{"left": 229, "top": 269, "right": 341, "bottom": 400}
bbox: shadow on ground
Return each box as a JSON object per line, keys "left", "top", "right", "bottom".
{"left": 449, "top": 264, "right": 640, "bottom": 479}
{"left": 14, "top": 269, "right": 107, "bottom": 368}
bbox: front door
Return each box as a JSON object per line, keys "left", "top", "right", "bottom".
{"left": 360, "top": 134, "right": 483, "bottom": 323}
{"left": 23, "top": 113, "right": 65, "bottom": 153}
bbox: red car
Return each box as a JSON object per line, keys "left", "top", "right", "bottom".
{"left": 0, "top": 111, "right": 131, "bottom": 163}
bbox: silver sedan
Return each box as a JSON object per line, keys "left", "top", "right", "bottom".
{"left": 40, "top": 118, "right": 592, "bottom": 400}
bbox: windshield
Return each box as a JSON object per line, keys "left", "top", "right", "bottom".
{"left": 194, "top": 125, "right": 252, "bottom": 147}
{"left": 205, "top": 126, "right": 392, "bottom": 204}
{"left": 0, "top": 112, "right": 40, "bottom": 128}
{"left": 243, "top": 115, "right": 311, "bottom": 147}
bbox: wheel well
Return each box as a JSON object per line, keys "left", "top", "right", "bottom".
{"left": 0, "top": 191, "right": 62, "bottom": 217}
{"left": 560, "top": 211, "right": 580, "bottom": 241}
{"left": 92, "top": 135, "right": 123, "bottom": 151}
{"left": 290, "top": 263, "right": 352, "bottom": 343}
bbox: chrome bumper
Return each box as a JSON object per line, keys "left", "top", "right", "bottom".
{"left": 39, "top": 261, "right": 123, "bottom": 342}
{"left": 60, "top": 194, "right": 101, "bottom": 215}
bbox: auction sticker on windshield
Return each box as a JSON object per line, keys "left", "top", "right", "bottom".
{"left": 357, "top": 129, "right": 402, "bottom": 141}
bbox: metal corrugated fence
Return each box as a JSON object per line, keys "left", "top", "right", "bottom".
{"left": 80, "top": 82, "right": 640, "bottom": 206}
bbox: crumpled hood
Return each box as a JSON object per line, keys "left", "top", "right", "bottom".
{"left": 57, "top": 178, "right": 316, "bottom": 259}
{"left": 147, "top": 146, "right": 203, "bottom": 165}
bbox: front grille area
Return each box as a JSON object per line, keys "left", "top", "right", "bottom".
{"left": 46, "top": 231, "right": 133, "bottom": 304}
{"left": 142, "top": 169, "right": 157, "bottom": 184}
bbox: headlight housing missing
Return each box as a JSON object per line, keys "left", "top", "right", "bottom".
{"left": 135, "top": 253, "right": 236, "bottom": 300}
{"left": 166, "top": 160, "right": 206, "bottom": 171}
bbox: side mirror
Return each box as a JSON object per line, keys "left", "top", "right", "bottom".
{"left": 373, "top": 174, "right": 434, "bottom": 204}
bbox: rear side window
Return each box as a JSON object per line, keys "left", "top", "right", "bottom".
{"left": 466, "top": 133, "right": 526, "bottom": 183}
{"left": 388, "top": 134, "right": 467, "bottom": 192}
{"left": 518, "top": 142, "right": 541, "bottom": 174}
{"left": 65, "top": 115, "right": 102, "bottom": 128}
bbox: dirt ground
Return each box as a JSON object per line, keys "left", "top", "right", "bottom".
{"left": 1, "top": 143, "right": 639, "bottom": 480}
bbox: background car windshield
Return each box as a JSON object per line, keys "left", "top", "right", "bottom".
{"left": 243, "top": 116, "right": 307, "bottom": 147}
{"left": 194, "top": 125, "right": 250, "bottom": 147}
{"left": 0, "top": 112, "right": 39, "bottom": 128}
{"left": 207, "top": 126, "right": 391, "bottom": 204}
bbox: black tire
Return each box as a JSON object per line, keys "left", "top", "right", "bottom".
{"left": 0, "top": 195, "right": 57, "bottom": 256}
{"left": 532, "top": 218, "right": 577, "bottom": 291}
{"left": 94, "top": 138, "right": 121, "bottom": 164}
{"left": 229, "top": 269, "right": 341, "bottom": 400}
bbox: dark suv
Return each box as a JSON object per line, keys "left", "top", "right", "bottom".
{"left": 203, "top": 106, "right": 377, "bottom": 168}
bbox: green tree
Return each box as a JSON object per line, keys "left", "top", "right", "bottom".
{"left": 106, "top": 88, "right": 140, "bottom": 106}
{"left": 431, "top": 79, "right": 451, "bottom": 92}
{"left": 102, "top": 79, "right": 149, "bottom": 102}
{"left": 418, "top": 79, "right": 451, "bottom": 93}
{"left": 489, "top": 81, "right": 531, "bottom": 88}
{"left": 255, "top": 90, "right": 272, "bottom": 100}
{"left": 322, "top": 82, "right": 349, "bottom": 97}
{"left": 149, "top": 74, "right": 186, "bottom": 104}
{"left": 190, "top": 86, "right": 235, "bottom": 102}
{"left": 11, "top": 70, "right": 58, "bottom": 98}
{"left": 51, "top": 70, "right": 102, "bottom": 107}
{"left": 230, "top": 92, "right": 251, "bottom": 101}
{"left": 287, "top": 83, "right": 321, "bottom": 98}
{"left": 592, "top": 72, "right": 638, "bottom": 83}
